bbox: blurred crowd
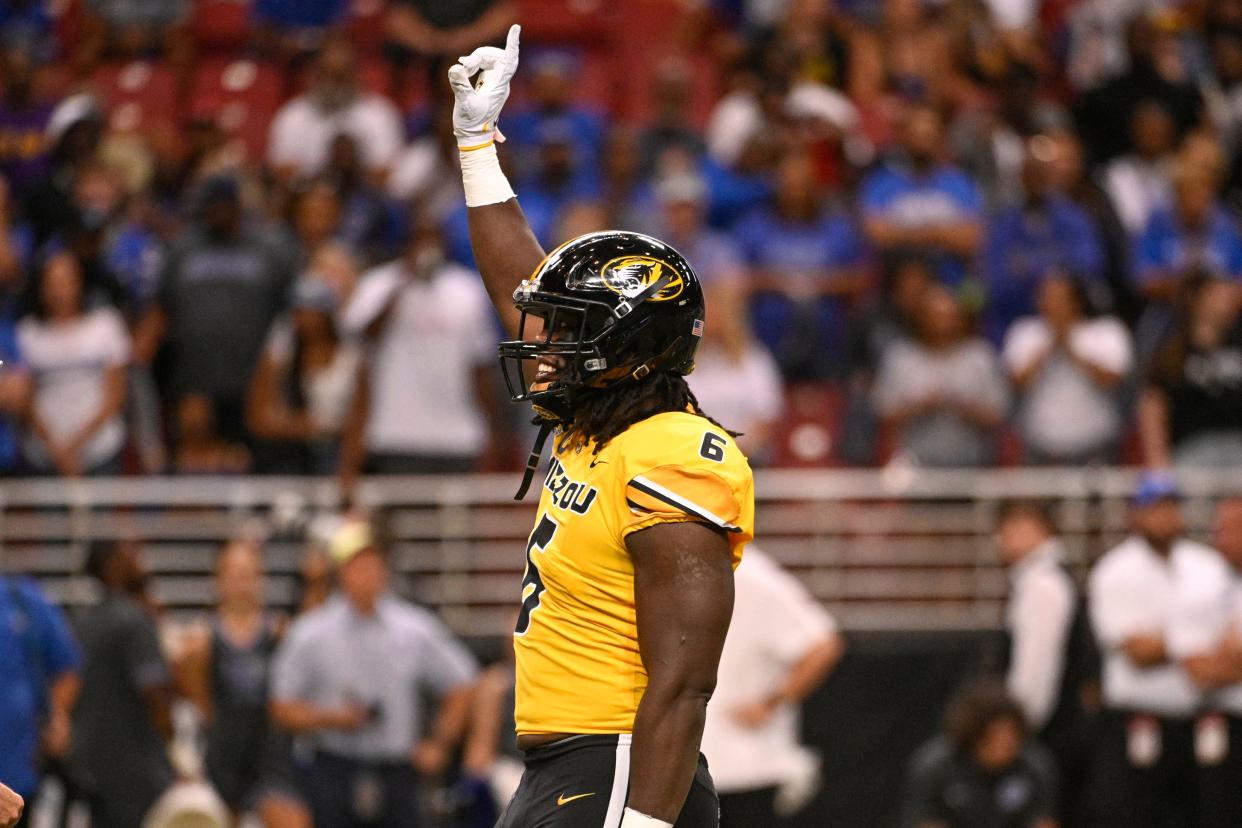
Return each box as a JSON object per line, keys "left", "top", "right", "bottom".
{"left": 10, "top": 474, "right": 1242, "bottom": 828}
{"left": 2, "top": 0, "right": 1242, "bottom": 480}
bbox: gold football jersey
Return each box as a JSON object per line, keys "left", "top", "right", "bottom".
{"left": 513, "top": 410, "right": 755, "bottom": 735}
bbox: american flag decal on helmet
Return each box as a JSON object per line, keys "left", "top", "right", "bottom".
{"left": 692, "top": 319, "right": 704, "bottom": 337}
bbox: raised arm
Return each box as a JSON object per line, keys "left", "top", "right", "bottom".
{"left": 449, "top": 25, "right": 545, "bottom": 337}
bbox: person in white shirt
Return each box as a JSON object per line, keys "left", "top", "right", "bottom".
{"left": 1166, "top": 499, "right": 1242, "bottom": 828}
{"left": 701, "top": 548, "right": 844, "bottom": 827}
{"left": 996, "top": 501, "right": 1099, "bottom": 828}
{"left": 340, "top": 219, "right": 500, "bottom": 474}
{"left": 1088, "top": 473, "right": 1209, "bottom": 828}
{"left": 267, "top": 37, "right": 403, "bottom": 184}
{"left": 1002, "top": 276, "right": 1132, "bottom": 465}
{"left": 18, "top": 251, "right": 130, "bottom": 476}
{"left": 686, "top": 281, "right": 784, "bottom": 465}
{"left": 1101, "top": 101, "right": 1176, "bottom": 239}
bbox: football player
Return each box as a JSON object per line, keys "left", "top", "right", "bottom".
{"left": 448, "top": 25, "right": 755, "bottom": 828}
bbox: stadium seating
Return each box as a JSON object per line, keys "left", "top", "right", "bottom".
{"left": 190, "top": 58, "right": 285, "bottom": 159}
{"left": 92, "top": 60, "right": 182, "bottom": 136}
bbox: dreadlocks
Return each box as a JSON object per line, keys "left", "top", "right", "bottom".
{"left": 553, "top": 371, "right": 737, "bottom": 455}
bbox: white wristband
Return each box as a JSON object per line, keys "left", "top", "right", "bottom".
{"left": 459, "top": 141, "right": 516, "bottom": 208}
{"left": 619, "top": 807, "right": 673, "bottom": 828}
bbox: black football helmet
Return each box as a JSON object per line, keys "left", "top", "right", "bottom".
{"left": 498, "top": 230, "right": 706, "bottom": 422}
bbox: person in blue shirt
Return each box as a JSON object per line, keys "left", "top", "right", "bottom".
{"left": 0, "top": 576, "right": 81, "bottom": 811}
{"left": 503, "top": 51, "right": 607, "bottom": 180}
{"left": 1135, "top": 165, "right": 1242, "bottom": 300}
{"left": 733, "top": 151, "right": 866, "bottom": 378}
{"left": 861, "top": 103, "right": 985, "bottom": 287}
{"left": 253, "top": 0, "right": 348, "bottom": 30}
{"left": 0, "top": 321, "right": 30, "bottom": 474}
{"left": 980, "top": 137, "right": 1106, "bottom": 342}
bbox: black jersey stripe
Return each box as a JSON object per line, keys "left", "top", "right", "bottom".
{"left": 627, "top": 478, "right": 741, "bottom": 532}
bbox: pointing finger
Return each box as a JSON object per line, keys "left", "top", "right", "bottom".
{"left": 447, "top": 63, "right": 474, "bottom": 96}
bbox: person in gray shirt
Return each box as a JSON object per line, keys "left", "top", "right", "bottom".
{"left": 270, "top": 517, "right": 478, "bottom": 827}
{"left": 69, "top": 540, "right": 173, "bottom": 828}
{"left": 873, "top": 285, "right": 1009, "bottom": 467}
{"left": 135, "top": 175, "right": 294, "bottom": 444}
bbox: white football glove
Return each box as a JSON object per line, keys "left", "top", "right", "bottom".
{"left": 448, "top": 24, "right": 521, "bottom": 150}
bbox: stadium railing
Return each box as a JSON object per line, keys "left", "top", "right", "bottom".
{"left": 3, "top": 467, "right": 1242, "bottom": 637}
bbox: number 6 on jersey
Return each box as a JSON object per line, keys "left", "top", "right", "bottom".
{"left": 515, "top": 514, "right": 558, "bottom": 636}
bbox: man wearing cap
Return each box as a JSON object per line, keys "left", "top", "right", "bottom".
{"left": 270, "top": 517, "right": 477, "bottom": 826}
{"left": 1165, "top": 499, "right": 1242, "bottom": 827}
{"left": 1088, "top": 474, "right": 1213, "bottom": 827}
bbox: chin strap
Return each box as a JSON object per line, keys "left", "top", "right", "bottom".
{"left": 514, "top": 421, "right": 554, "bottom": 501}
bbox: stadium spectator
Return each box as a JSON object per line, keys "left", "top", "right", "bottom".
{"left": 267, "top": 37, "right": 404, "bottom": 184}
{"left": 850, "top": 0, "right": 954, "bottom": 108}
{"left": 1044, "top": 128, "right": 1139, "bottom": 325}
{"left": 1134, "top": 164, "right": 1242, "bottom": 300}
{"left": 505, "top": 51, "right": 607, "bottom": 176}
{"left": 735, "top": 150, "right": 865, "bottom": 378}
{"left": 177, "top": 541, "right": 310, "bottom": 828}
{"left": 0, "top": 2, "right": 51, "bottom": 56}
{"left": 388, "top": 107, "right": 462, "bottom": 221}
{"left": 947, "top": 64, "right": 1061, "bottom": 211}
{"left": 252, "top": 0, "right": 349, "bottom": 59}
{"left": 702, "top": 547, "right": 843, "bottom": 827}
{"left": 688, "top": 281, "right": 784, "bottom": 464}
{"left": 0, "top": 573, "right": 79, "bottom": 824}
{"left": 0, "top": 782, "right": 20, "bottom": 828}
{"left": 341, "top": 220, "right": 500, "bottom": 475}
{"left": 1002, "top": 276, "right": 1132, "bottom": 465}
{"left": 0, "top": 49, "right": 53, "bottom": 200}
{"left": 0, "top": 331, "right": 28, "bottom": 476}
{"left": 1139, "top": 276, "right": 1242, "bottom": 468}
{"left": 18, "top": 252, "right": 129, "bottom": 476}
{"left": 1166, "top": 499, "right": 1242, "bottom": 828}
{"left": 900, "top": 681, "right": 1058, "bottom": 828}
{"left": 860, "top": 103, "right": 985, "bottom": 287}
{"left": 1101, "top": 101, "right": 1177, "bottom": 239}
{"left": 600, "top": 125, "right": 653, "bottom": 232}
{"left": 23, "top": 94, "right": 104, "bottom": 248}
{"left": 71, "top": 540, "right": 175, "bottom": 828}
{"left": 322, "top": 134, "right": 402, "bottom": 266}
{"left": 652, "top": 173, "right": 745, "bottom": 286}
{"left": 1088, "top": 474, "right": 1207, "bottom": 828}
{"left": 872, "top": 286, "right": 1008, "bottom": 467}
{"left": 270, "top": 517, "right": 478, "bottom": 827}
{"left": 246, "top": 275, "right": 365, "bottom": 478}
{"left": 77, "top": 0, "right": 191, "bottom": 74}
{"left": 980, "top": 136, "right": 1105, "bottom": 342}
{"left": 287, "top": 180, "right": 343, "bottom": 270}
{"left": 840, "top": 255, "right": 934, "bottom": 464}
{"left": 514, "top": 118, "right": 603, "bottom": 236}
{"left": 995, "top": 501, "right": 1099, "bottom": 828}
{"left": 59, "top": 162, "right": 132, "bottom": 312}
{"left": 639, "top": 58, "right": 707, "bottom": 177}
{"left": 1076, "top": 15, "right": 1204, "bottom": 164}
{"left": 384, "top": 0, "right": 515, "bottom": 64}
{"left": 137, "top": 175, "right": 294, "bottom": 444}
{"left": 0, "top": 181, "right": 32, "bottom": 314}
{"left": 171, "top": 393, "right": 252, "bottom": 475}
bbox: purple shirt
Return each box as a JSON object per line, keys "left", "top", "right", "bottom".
{"left": 0, "top": 100, "right": 52, "bottom": 196}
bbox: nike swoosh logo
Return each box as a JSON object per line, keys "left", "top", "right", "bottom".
{"left": 590, "top": 459, "right": 608, "bottom": 468}
{"left": 557, "top": 792, "right": 596, "bottom": 806}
